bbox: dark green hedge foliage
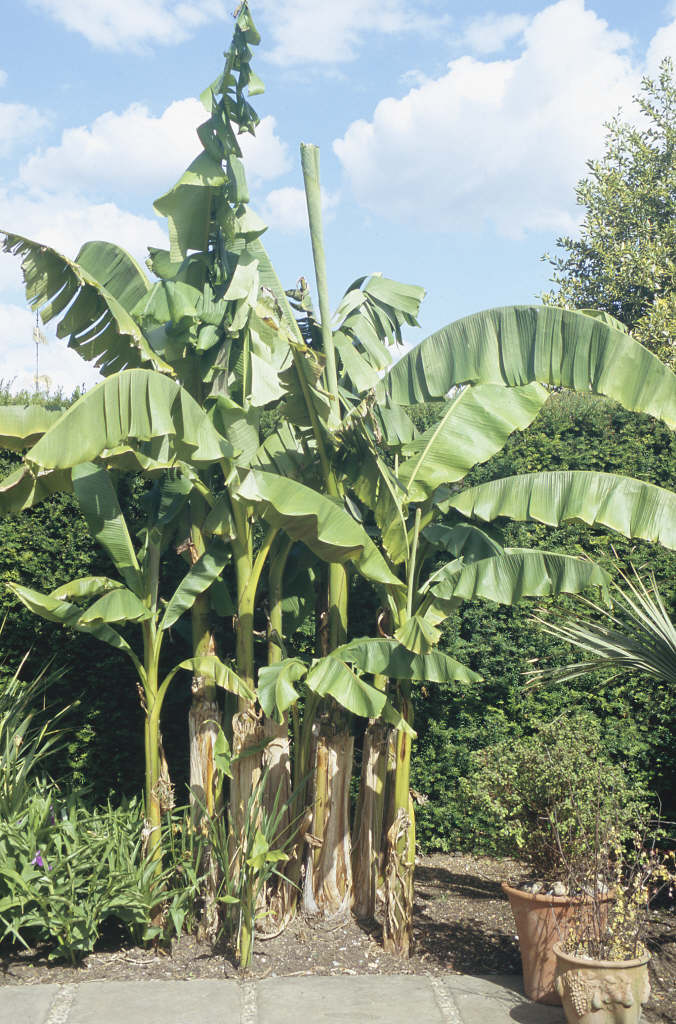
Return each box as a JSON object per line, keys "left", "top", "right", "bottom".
{"left": 409, "top": 391, "right": 675, "bottom": 851}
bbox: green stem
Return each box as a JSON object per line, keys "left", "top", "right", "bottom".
{"left": 232, "top": 501, "right": 255, "bottom": 696}
{"left": 268, "top": 535, "right": 293, "bottom": 665}
{"left": 239, "top": 888, "right": 254, "bottom": 968}
{"left": 300, "top": 143, "right": 339, "bottom": 414}
{"left": 406, "top": 507, "right": 422, "bottom": 619}
{"left": 329, "top": 562, "right": 348, "bottom": 649}
{"left": 142, "top": 620, "right": 163, "bottom": 871}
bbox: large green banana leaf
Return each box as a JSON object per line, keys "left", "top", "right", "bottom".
{"left": 331, "top": 274, "right": 425, "bottom": 391}
{"left": 0, "top": 465, "right": 72, "bottom": 514}
{"left": 422, "top": 549, "right": 610, "bottom": 609}
{"left": 305, "top": 656, "right": 387, "bottom": 718}
{"left": 76, "top": 241, "right": 151, "bottom": 311}
{"left": 154, "top": 153, "right": 229, "bottom": 262}
{"left": 1, "top": 234, "right": 169, "bottom": 376}
{"left": 72, "top": 463, "right": 142, "bottom": 595}
{"left": 423, "top": 522, "right": 504, "bottom": 562}
{"left": 235, "top": 469, "right": 403, "bottom": 587}
{"left": 250, "top": 421, "right": 310, "bottom": 479}
{"left": 163, "top": 655, "right": 255, "bottom": 702}
{"left": 5, "top": 582, "right": 132, "bottom": 654}
{"left": 398, "top": 382, "right": 548, "bottom": 500}
{"left": 24, "top": 370, "right": 232, "bottom": 470}
{"left": 393, "top": 615, "right": 442, "bottom": 655}
{"left": 50, "top": 577, "right": 123, "bottom": 602}
{"left": 256, "top": 654, "right": 388, "bottom": 722}
{"left": 160, "top": 539, "right": 230, "bottom": 630}
{"left": 257, "top": 651, "right": 415, "bottom": 732}
{"left": 0, "top": 406, "right": 62, "bottom": 451}
{"left": 334, "top": 636, "right": 481, "bottom": 683}
{"left": 78, "top": 589, "right": 151, "bottom": 626}
{"left": 257, "top": 659, "right": 307, "bottom": 720}
{"left": 450, "top": 471, "right": 676, "bottom": 550}
{"left": 378, "top": 306, "right": 676, "bottom": 428}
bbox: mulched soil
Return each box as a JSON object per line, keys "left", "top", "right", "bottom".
{"left": 1, "top": 853, "right": 673, "bottom": 1022}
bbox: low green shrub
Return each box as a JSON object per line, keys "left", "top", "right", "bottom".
{"left": 0, "top": 790, "right": 160, "bottom": 962}
{"left": 464, "top": 713, "right": 648, "bottom": 883}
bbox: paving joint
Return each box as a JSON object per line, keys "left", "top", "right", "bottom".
{"left": 240, "top": 979, "right": 258, "bottom": 1024}
{"left": 45, "top": 984, "right": 74, "bottom": 1024}
{"left": 428, "top": 974, "right": 464, "bottom": 1024}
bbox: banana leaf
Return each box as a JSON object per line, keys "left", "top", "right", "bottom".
{"left": 450, "top": 471, "right": 676, "bottom": 550}
{"left": 378, "top": 305, "right": 676, "bottom": 429}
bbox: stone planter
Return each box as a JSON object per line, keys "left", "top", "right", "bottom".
{"left": 554, "top": 943, "right": 651, "bottom": 1024}
{"left": 502, "top": 882, "right": 612, "bottom": 1005}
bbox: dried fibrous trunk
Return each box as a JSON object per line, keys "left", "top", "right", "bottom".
{"left": 157, "top": 731, "right": 175, "bottom": 815}
{"left": 303, "top": 729, "right": 354, "bottom": 918}
{"left": 230, "top": 707, "right": 265, "bottom": 851}
{"left": 188, "top": 588, "right": 221, "bottom": 822}
{"left": 382, "top": 795, "right": 415, "bottom": 957}
{"left": 188, "top": 684, "right": 220, "bottom": 819}
{"left": 258, "top": 715, "right": 295, "bottom": 928}
{"left": 351, "top": 720, "right": 389, "bottom": 919}
{"left": 188, "top": 659, "right": 222, "bottom": 941}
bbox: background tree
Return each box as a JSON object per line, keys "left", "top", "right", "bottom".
{"left": 542, "top": 59, "right": 676, "bottom": 368}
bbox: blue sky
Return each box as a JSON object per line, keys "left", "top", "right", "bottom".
{"left": 1, "top": 0, "right": 674, "bottom": 393}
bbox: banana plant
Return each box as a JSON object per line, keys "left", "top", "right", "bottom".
{"left": 0, "top": 5, "right": 293, "bottom": 849}
{"left": 333, "top": 302, "right": 676, "bottom": 952}
{"left": 4, "top": 460, "right": 252, "bottom": 873}
{"left": 4, "top": 4, "right": 676, "bottom": 953}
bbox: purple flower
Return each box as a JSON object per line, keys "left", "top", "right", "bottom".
{"left": 31, "top": 851, "right": 51, "bottom": 870}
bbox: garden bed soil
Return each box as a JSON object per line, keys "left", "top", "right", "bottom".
{"left": 1, "top": 853, "right": 673, "bottom": 1023}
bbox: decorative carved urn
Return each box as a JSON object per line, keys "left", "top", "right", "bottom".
{"left": 553, "top": 943, "right": 651, "bottom": 1024}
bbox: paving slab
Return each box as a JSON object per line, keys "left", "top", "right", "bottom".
{"left": 0, "top": 983, "right": 59, "bottom": 1024}
{"left": 439, "top": 975, "right": 565, "bottom": 1024}
{"left": 0, "top": 975, "right": 569, "bottom": 1024}
{"left": 257, "top": 975, "right": 443, "bottom": 1024}
{"left": 68, "top": 979, "right": 240, "bottom": 1024}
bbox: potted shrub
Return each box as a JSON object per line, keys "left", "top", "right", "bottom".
{"left": 469, "top": 715, "right": 644, "bottom": 1004}
{"left": 552, "top": 801, "right": 675, "bottom": 1024}
{"left": 533, "top": 567, "right": 676, "bottom": 1022}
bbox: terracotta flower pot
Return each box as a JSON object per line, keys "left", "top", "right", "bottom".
{"left": 554, "top": 943, "right": 651, "bottom": 1024}
{"left": 502, "top": 882, "right": 612, "bottom": 1005}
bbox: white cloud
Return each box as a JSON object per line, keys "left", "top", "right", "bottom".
{"left": 0, "top": 302, "right": 102, "bottom": 394}
{"left": 20, "top": 100, "right": 290, "bottom": 197}
{"left": 26, "top": 0, "right": 229, "bottom": 52}
{"left": 238, "top": 117, "right": 292, "bottom": 184}
{"left": 0, "top": 70, "right": 46, "bottom": 158}
{"left": 0, "top": 190, "right": 167, "bottom": 280}
{"left": 458, "top": 13, "right": 529, "bottom": 54}
{"left": 261, "top": 186, "right": 339, "bottom": 234}
{"left": 646, "top": 19, "right": 676, "bottom": 75}
{"left": 334, "top": 0, "right": 639, "bottom": 238}
{"left": 255, "top": 0, "right": 449, "bottom": 66}
{"left": 0, "top": 189, "right": 168, "bottom": 393}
